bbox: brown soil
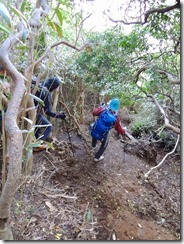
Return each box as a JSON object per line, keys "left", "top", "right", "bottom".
{"left": 10, "top": 124, "right": 180, "bottom": 241}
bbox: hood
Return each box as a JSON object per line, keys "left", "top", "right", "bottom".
{"left": 44, "top": 77, "right": 61, "bottom": 92}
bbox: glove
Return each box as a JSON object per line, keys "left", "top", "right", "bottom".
{"left": 58, "top": 112, "right": 66, "bottom": 120}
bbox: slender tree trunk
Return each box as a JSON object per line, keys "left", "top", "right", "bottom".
{"left": 0, "top": 32, "right": 26, "bottom": 240}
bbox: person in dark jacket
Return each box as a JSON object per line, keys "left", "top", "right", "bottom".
{"left": 34, "top": 77, "right": 66, "bottom": 145}
{"left": 91, "top": 98, "right": 125, "bottom": 162}
{"left": 0, "top": 81, "right": 11, "bottom": 132}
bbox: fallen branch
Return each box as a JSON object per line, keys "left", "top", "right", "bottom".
{"left": 125, "top": 130, "right": 138, "bottom": 143}
{"left": 39, "top": 192, "right": 77, "bottom": 200}
{"left": 144, "top": 134, "right": 180, "bottom": 178}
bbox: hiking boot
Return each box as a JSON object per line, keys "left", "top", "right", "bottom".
{"left": 33, "top": 144, "right": 48, "bottom": 152}
{"left": 94, "top": 155, "right": 104, "bottom": 162}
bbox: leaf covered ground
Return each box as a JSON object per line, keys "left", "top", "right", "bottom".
{"left": 9, "top": 121, "right": 180, "bottom": 241}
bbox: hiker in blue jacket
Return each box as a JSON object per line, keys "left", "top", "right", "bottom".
{"left": 90, "top": 98, "right": 125, "bottom": 162}
{"left": 33, "top": 77, "right": 66, "bottom": 148}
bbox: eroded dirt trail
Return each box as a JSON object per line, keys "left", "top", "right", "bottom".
{"left": 51, "top": 129, "right": 179, "bottom": 240}
{"left": 10, "top": 128, "right": 180, "bottom": 240}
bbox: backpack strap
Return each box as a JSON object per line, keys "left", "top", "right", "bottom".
{"left": 93, "top": 105, "right": 106, "bottom": 116}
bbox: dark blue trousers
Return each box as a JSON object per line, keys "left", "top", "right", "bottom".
{"left": 92, "top": 132, "right": 109, "bottom": 159}
{"left": 35, "top": 114, "right": 53, "bottom": 141}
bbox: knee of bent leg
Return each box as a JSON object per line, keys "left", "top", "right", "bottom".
{"left": 49, "top": 124, "right": 53, "bottom": 133}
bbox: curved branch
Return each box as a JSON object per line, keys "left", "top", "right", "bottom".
{"left": 134, "top": 65, "right": 180, "bottom": 134}
{"left": 104, "top": 1, "right": 180, "bottom": 25}
{"left": 34, "top": 41, "right": 90, "bottom": 69}
{"left": 144, "top": 134, "right": 180, "bottom": 178}
{"left": 156, "top": 69, "right": 180, "bottom": 84}
{"left": 134, "top": 64, "right": 151, "bottom": 83}
{"left": 104, "top": 11, "right": 145, "bottom": 25}
{"left": 158, "top": 92, "right": 180, "bottom": 116}
{"left": 144, "top": 2, "right": 180, "bottom": 22}
{"left": 167, "top": 106, "right": 180, "bottom": 116}
{"left": 150, "top": 95, "right": 180, "bottom": 134}
{"left": 75, "top": 12, "right": 93, "bottom": 44}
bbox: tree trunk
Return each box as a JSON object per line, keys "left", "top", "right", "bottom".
{"left": 0, "top": 32, "right": 26, "bottom": 240}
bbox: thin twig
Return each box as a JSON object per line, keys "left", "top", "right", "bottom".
{"left": 43, "top": 154, "right": 58, "bottom": 169}
{"left": 40, "top": 192, "right": 78, "bottom": 200}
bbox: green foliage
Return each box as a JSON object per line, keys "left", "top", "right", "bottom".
{"left": 20, "top": 1, "right": 33, "bottom": 13}
{"left": 47, "top": 20, "right": 63, "bottom": 37}
{"left": 10, "top": 5, "right": 28, "bottom": 27}
{"left": 148, "top": 11, "right": 180, "bottom": 41}
{"left": 0, "top": 3, "right": 12, "bottom": 28}
{"left": 72, "top": 10, "right": 179, "bottom": 120}
{"left": 130, "top": 121, "right": 149, "bottom": 135}
{"left": 159, "top": 130, "right": 179, "bottom": 150}
{"left": 55, "top": 8, "right": 63, "bottom": 26}
{"left": 21, "top": 30, "right": 29, "bottom": 43}
{"left": 129, "top": 103, "right": 159, "bottom": 136}
{"left": 75, "top": 28, "right": 147, "bottom": 97}
{"left": 0, "top": 24, "right": 12, "bottom": 35}
{"left": 0, "top": 3, "right": 12, "bottom": 37}
{"left": 29, "top": 93, "right": 45, "bottom": 107}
